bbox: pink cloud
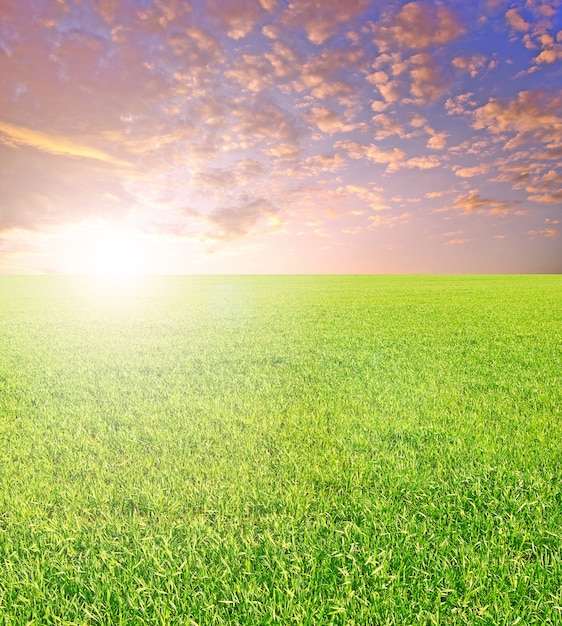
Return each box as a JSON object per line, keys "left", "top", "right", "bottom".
{"left": 207, "top": 0, "right": 265, "bottom": 39}
{"left": 473, "top": 89, "right": 562, "bottom": 149}
{"left": 449, "top": 191, "right": 522, "bottom": 216}
{"left": 505, "top": 8, "right": 531, "bottom": 33}
{"left": 282, "top": 0, "right": 371, "bottom": 45}
{"left": 373, "top": 1, "right": 465, "bottom": 51}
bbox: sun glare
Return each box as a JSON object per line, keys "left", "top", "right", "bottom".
{"left": 78, "top": 228, "right": 147, "bottom": 278}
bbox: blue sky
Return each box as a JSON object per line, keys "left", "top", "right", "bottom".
{"left": 0, "top": 0, "right": 561, "bottom": 273}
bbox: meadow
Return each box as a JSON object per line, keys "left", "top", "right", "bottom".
{"left": 0, "top": 274, "right": 560, "bottom": 625}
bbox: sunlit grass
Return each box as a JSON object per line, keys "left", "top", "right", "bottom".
{"left": 0, "top": 275, "right": 561, "bottom": 624}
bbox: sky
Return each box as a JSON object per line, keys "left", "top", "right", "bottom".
{"left": 0, "top": 0, "right": 561, "bottom": 274}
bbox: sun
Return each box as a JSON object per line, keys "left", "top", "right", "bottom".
{"left": 83, "top": 233, "right": 140, "bottom": 277}
{"left": 74, "top": 224, "right": 149, "bottom": 278}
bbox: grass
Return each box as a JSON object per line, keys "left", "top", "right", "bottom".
{"left": 0, "top": 274, "right": 561, "bottom": 625}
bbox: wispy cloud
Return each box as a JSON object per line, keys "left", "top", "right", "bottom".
{"left": 0, "top": 122, "right": 131, "bottom": 167}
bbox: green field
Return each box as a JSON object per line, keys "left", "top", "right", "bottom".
{"left": 0, "top": 275, "right": 561, "bottom": 625}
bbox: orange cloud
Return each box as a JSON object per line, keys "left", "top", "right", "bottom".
{"left": 445, "top": 238, "right": 470, "bottom": 245}
{"left": 527, "top": 190, "right": 562, "bottom": 204}
{"left": 0, "top": 122, "right": 131, "bottom": 167}
{"left": 449, "top": 191, "right": 522, "bottom": 216}
{"left": 336, "top": 140, "right": 406, "bottom": 172}
{"left": 454, "top": 164, "right": 490, "bottom": 178}
{"left": 304, "top": 107, "right": 358, "bottom": 134}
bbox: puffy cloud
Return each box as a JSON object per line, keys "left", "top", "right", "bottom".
{"left": 336, "top": 140, "right": 406, "bottom": 172}
{"left": 452, "top": 54, "right": 488, "bottom": 77}
{"left": 367, "top": 71, "right": 405, "bottom": 104}
{"left": 225, "top": 54, "right": 273, "bottom": 92}
{"left": 261, "top": 41, "right": 302, "bottom": 86}
{"left": 408, "top": 53, "right": 451, "bottom": 103}
{"left": 372, "top": 1, "right": 465, "bottom": 51}
{"left": 505, "top": 8, "right": 531, "bottom": 32}
{"left": 369, "top": 51, "right": 452, "bottom": 106}
{"left": 527, "top": 189, "right": 562, "bottom": 204}
{"left": 345, "top": 185, "right": 390, "bottom": 211}
{"left": 295, "top": 46, "right": 367, "bottom": 101}
{"left": 282, "top": 0, "right": 371, "bottom": 45}
{"left": 528, "top": 222, "right": 560, "bottom": 237}
{"left": 448, "top": 191, "right": 522, "bottom": 216}
{"left": 426, "top": 129, "right": 448, "bottom": 150}
{"left": 368, "top": 212, "right": 411, "bottom": 229}
{"left": 372, "top": 113, "right": 407, "bottom": 140}
{"left": 454, "top": 163, "right": 490, "bottom": 178}
{"left": 258, "top": 0, "right": 277, "bottom": 11}
{"left": 473, "top": 89, "right": 562, "bottom": 149}
{"left": 304, "top": 106, "right": 358, "bottom": 134}
{"left": 207, "top": 0, "right": 265, "bottom": 39}
{"left": 191, "top": 159, "right": 265, "bottom": 192}
{"left": 534, "top": 33, "right": 562, "bottom": 64}
{"left": 166, "top": 26, "right": 223, "bottom": 70}
{"left": 445, "top": 92, "right": 477, "bottom": 115}
{"left": 232, "top": 96, "right": 300, "bottom": 149}
{"left": 204, "top": 197, "right": 278, "bottom": 239}
{"left": 406, "top": 155, "right": 441, "bottom": 169}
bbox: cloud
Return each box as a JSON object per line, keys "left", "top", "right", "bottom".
{"left": 368, "top": 212, "right": 411, "bottom": 229}
{"left": 426, "top": 128, "right": 448, "bottom": 150}
{"left": 454, "top": 164, "right": 490, "bottom": 178}
{"left": 166, "top": 26, "right": 224, "bottom": 74}
{"left": 204, "top": 197, "right": 278, "bottom": 239}
{"left": 372, "top": 113, "right": 407, "bottom": 139}
{"left": 295, "top": 46, "right": 367, "bottom": 101}
{"left": 445, "top": 238, "right": 470, "bottom": 245}
{"left": 304, "top": 107, "right": 358, "bottom": 134}
{"left": 527, "top": 189, "right": 562, "bottom": 204}
{"left": 505, "top": 8, "right": 531, "bottom": 33}
{"left": 528, "top": 226, "right": 559, "bottom": 238}
{"left": 367, "top": 70, "right": 405, "bottom": 105}
{"left": 336, "top": 140, "right": 406, "bottom": 172}
{"left": 231, "top": 95, "right": 300, "bottom": 150}
{"left": 282, "top": 0, "right": 371, "bottom": 45}
{"left": 447, "top": 191, "right": 522, "bottom": 216}
{"left": 264, "top": 41, "right": 303, "bottom": 80}
{"left": 302, "top": 153, "right": 346, "bottom": 175}
{"left": 345, "top": 185, "right": 390, "bottom": 211}
{"left": 445, "top": 92, "right": 477, "bottom": 115}
{"left": 472, "top": 89, "right": 562, "bottom": 149}
{"left": 207, "top": 0, "right": 265, "bottom": 39}
{"left": 372, "top": 1, "right": 465, "bottom": 51}
{"left": 406, "top": 155, "right": 441, "bottom": 169}
{"left": 225, "top": 54, "right": 273, "bottom": 92}
{"left": 0, "top": 122, "right": 131, "bottom": 167}
{"left": 452, "top": 54, "right": 488, "bottom": 77}
{"left": 408, "top": 53, "right": 451, "bottom": 103}
{"left": 534, "top": 32, "right": 562, "bottom": 64}
{"left": 369, "top": 51, "right": 453, "bottom": 105}
{"left": 0, "top": 145, "right": 135, "bottom": 231}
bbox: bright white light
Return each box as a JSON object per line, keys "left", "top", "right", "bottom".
{"left": 78, "top": 226, "right": 147, "bottom": 277}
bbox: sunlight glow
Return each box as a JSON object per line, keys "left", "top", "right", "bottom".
{"left": 77, "top": 226, "right": 148, "bottom": 277}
